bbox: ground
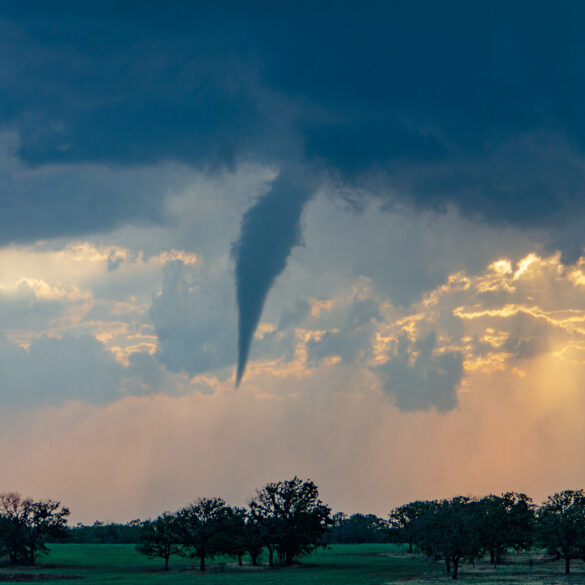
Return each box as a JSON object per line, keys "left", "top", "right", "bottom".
{"left": 0, "top": 544, "right": 584, "bottom": 584}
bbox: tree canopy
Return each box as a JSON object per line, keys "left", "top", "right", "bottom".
{"left": 538, "top": 489, "right": 585, "bottom": 574}
{"left": 477, "top": 492, "right": 535, "bottom": 566}
{"left": 176, "top": 497, "right": 232, "bottom": 571}
{"left": 136, "top": 512, "right": 181, "bottom": 571}
{"left": 249, "top": 476, "right": 332, "bottom": 566}
{"left": 0, "top": 492, "right": 69, "bottom": 566}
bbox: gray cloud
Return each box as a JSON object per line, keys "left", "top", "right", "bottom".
{"left": 0, "top": 334, "right": 124, "bottom": 406}
{"left": 377, "top": 333, "right": 463, "bottom": 412}
{"left": 305, "top": 298, "right": 380, "bottom": 367}
{"left": 307, "top": 330, "right": 365, "bottom": 367}
{"left": 0, "top": 133, "right": 188, "bottom": 245}
{"left": 1, "top": 8, "right": 585, "bottom": 261}
{"left": 0, "top": 329, "right": 214, "bottom": 408}
{"left": 0, "top": 288, "right": 63, "bottom": 331}
{"left": 149, "top": 261, "right": 236, "bottom": 377}
{"left": 276, "top": 299, "right": 310, "bottom": 331}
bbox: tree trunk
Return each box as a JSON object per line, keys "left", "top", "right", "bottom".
{"left": 250, "top": 552, "right": 258, "bottom": 566}
{"left": 199, "top": 555, "right": 205, "bottom": 571}
{"left": 490, "top": 549, "right": 495, "bottom": 566}
{"left": 238, "top": 554, "right": 242, "bottom": 566}
{"left": 268, "top": 548, "right": 274, "bottom": 567}
{"left": 164, "top": 555, "right": 169, "bottom": 571}
{"left": 408, "top": 537, "right": 413, "bottom": 553}
{"left": 565, "top": 557, "right": 570, "bottom": 574}
{"left": 451, "top": 557, "right": 459, "bottom": 580}
{"left": 445, "top": 557, "right": 451, "bottom": 575}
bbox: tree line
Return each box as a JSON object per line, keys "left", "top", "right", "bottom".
{"left": 388, "top": 490, "right": 585, "bottom": 579}
{"left": 0, "top": 477, "right": 331, "bottom": 571}
{"left": 4, "top": 483, "right": 585, "bottom": 578}
{"left": 135, "top": 476, "right": 332, "bottom": 571}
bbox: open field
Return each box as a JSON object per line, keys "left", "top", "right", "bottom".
{"left": 1, "top": 544, "right": 585, "bottom": 584}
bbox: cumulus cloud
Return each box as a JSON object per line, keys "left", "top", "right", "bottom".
{"left": 0, "top": 328, "right": 207, "bottom": 408}
{"left": 0, "top": 334, "right": 124, "bottom": 406}
{"left": 0, "top": 278, "right": 83, "bottom": 331}
{"left": 376, "top": 333, "right": 463, "bottom": 412}
{"left": 2, "top": 192, "right": 582, "bottom": 416}
{"left": 150, "top": 260, "right": 236, "bottom": 377}
{"left": 249, "top": 248, "right": 585, "bottom": 413}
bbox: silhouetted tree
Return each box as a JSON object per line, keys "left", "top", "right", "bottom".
{"left": 243, "top": 510, "right": 265, "bottom": 566}
{"left": 477, "top": 492, "right": 534, "bottom": 566}
{"left": 413, "top": 497, "right": 482, "bottom": 580}
{"left": 0, "top": 492, "right": 69, "bottom": 566}
{"left": 249, "top": 477, "right": 332, "bottom": 566}
{"left": 136, "top": 512, "right": 181, "bottom": 571}
{"left": 176, "top": 497, "right": 231, "bottom": 571}
{"left": 389, "top": 500, "right": 436, "bottom": 552}
{"left": 539, "top": 489, "right": 585, "bottom": 574}
{"left": 221, "top": 507, "right": 249, "bottom": 566}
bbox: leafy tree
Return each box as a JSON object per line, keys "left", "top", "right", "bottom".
{"left": 136, "top": 512, "right": 181, "bottom": 571}
{"left": 413, "top": 497, "right": 482, "bottom": 580}
{"left": 249, "top": 476, "right": 332, "bottom": 567}
{"left": 477, "top": 492, "right": 534, "bottom": 566}
{"left": 176, "top": 497, "right": 231, "bottom": 571}
{"left": 243, "top": 510, "right": 265, "bottom": 566}
{"left": 538, "top": 489, "right": 585, "bottom": 574}
{"left": 389, "top": 500, "right": 436, "bottom": 552}
{"left": 0, "top": 492, "right": 69, "bottom": 565}
{"left": 0, "top": 513, "right": 21, "bottom": 564}
{"left": 220, "top": 507, "right": 249, "bottom": 566}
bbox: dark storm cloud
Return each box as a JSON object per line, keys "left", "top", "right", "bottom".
{"left": 4, "top": 2, "right": 585, "bottom": 383}
{"left": 4, "top": 2, "right": 585, "bottom": 236}
{"left": 0, "top": 134, "right": 187, "bottom": 243}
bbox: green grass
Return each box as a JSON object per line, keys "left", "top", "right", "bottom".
{"left": 0, "top": 544, "right": 584, "bottom": 584}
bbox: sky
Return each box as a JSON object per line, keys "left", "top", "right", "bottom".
{"left": 2, "top": 2, "right": 585, "bottom": 522}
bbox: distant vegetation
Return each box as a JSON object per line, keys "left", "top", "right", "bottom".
{"left": 3, "top": 481, "right": 585, "bottom": 580}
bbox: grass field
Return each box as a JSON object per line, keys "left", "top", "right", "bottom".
{"left": 1, "top": 543, "right": 585, "bottom": 584}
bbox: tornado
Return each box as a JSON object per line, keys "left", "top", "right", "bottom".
{"left": 232, "top": 172, "right": 311, "bottom": 386}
